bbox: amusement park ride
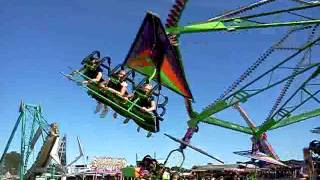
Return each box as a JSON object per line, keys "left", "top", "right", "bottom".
{"left": 0, "top": 102, "right": 86, "bottom": 179}
{"left": 1, "top": 0, "right": 320, "bottom": 179}
{"left": 0, "top": 102, "right": 61, "bottom": 179}
{"left": 62, "top": 0, "right": 320, "bottom": 168}
{"left": 162, "top": 0, "right": 320, "bottom": 168}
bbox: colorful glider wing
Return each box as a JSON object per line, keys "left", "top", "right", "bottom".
{"left": 123, "top": 12, "right": 193, "bottom": 100}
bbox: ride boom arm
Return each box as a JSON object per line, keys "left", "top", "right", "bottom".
{"left": 269, "top": 108, "right": 320, "bottom": 130}
{"left": 166, "top": 3, "right": 320, "bottom": 35}
{"left": 195, "top": 112, "right": 253, "bottom": 135}
{"left": 188, "top": 36, "right": 320, "bottom": 131}
{"left": 257, "top": 66, "right": 320, "bottom": 135}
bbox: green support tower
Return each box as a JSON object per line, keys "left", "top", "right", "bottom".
{"left": 0, "top": 102, "right": 60, "bottom": 180}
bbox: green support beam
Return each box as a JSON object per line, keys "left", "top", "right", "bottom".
{"left": 166, "top": 3, "right": 320, "bottom": 34}
{"left": 186, "top": 32, "right": 320, "bottom": 127}
{"left": 0, "top": 102, "right": 51, "bottom": 180}
{"left": 167, "top": 19, "right": 320, "bottom": 34}
{"left": 189, "top": 62, "right": 320, "bottom": 128}
{"left": 0, "top": 113, "right": 23, "bottom": 166}
{"left": 257, "top": 90, "right": 320, "bottom": 135}
{"left": 269, "top": 108, "right": 320, "bottom": 130}
{"left": 201, "top": 116, "right": 253, "bottom": 135}
{"left": 257, "top": 67, "right": 320, "bottom": 135}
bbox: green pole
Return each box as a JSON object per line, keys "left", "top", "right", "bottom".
{"left": 0, "top": 113, "right": 24, "bottom": 173}
{"left": 19, "top": 108, "right": 26, "bottom": 180}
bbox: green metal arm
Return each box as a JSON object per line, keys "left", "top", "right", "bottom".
{"left": 201, "top": 116, "right": 253, "bottom": 135}
{"left": 166, "top": 3, "right": 320, "bottom": 34}
{"left": 191, "top": 105, "right": 320, "bottom": 136}
{"left": 194, "top": 67, "right": 320, "bottom": 136}
{"left": 188, "top": 34, "right": 320, "bottom": 127}
{"left": 257, "top": 67, "right": 320, "bottom": 134}
{"left": 269, "top": 107, "right": 320, "bottom": 130}
{"left": 0, "top": 113, "right": 23, "bottom": 165}
{"left": 167, "top": 19, "right": 320, "bottom": 34}
{"left": 0, "top": 102, "right": 53, "bottom": 180}
{"left": 25, "top": 105, "right": 49, "bottom": 135}
{"left": 189, "top": 62, "right": 319, "bottom": 128}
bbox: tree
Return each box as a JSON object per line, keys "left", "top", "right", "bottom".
{"left": 3, "top": 151, "right": 21, "bottom": 175}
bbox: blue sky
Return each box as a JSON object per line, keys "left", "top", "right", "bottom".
{"left": 0, "top": 0, "right": 319, "bottom": 168}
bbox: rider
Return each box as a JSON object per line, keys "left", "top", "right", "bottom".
{"left": 139, "top": 83, "right": 156, "bottom": 113}
{"left": 71, "top": 56, "right": 123, "bottom": 118}
{"left": 100, "top": 69, "right": 128, "bottom": 97}
{"left": 76, "top": 57, "right": 110, "bottom": 117}
{"left": 80, "top": 57, "right": 104, "bottom": 84}
{"left": 128, "top": 83, "right": 156, "bottom": 113}
{"left": 98, "top": 69, "right": 129, "bottom": 118}
{"left": 137, "top": 155, "right": 155, "bottom": 179}
{"left": 127, "top": 82, "right": 159, "bottom": 132}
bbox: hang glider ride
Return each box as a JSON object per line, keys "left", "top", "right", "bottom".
{"left": 63, "top": 12, "right": 193, "bottom": 137}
